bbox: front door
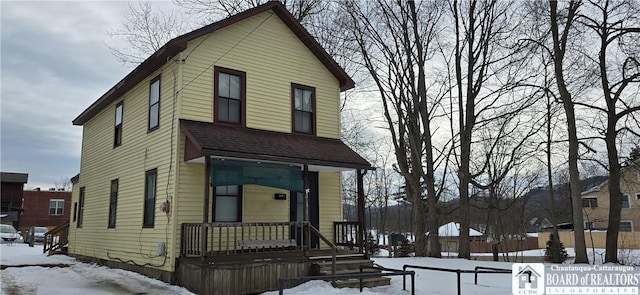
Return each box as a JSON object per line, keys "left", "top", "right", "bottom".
{"left": 290, "top": 172, "right": 319, "bottom": 248}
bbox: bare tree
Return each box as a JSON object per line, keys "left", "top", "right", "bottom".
{"left": 107, "top": 1, "right": 189, "bottom": 65}
{"left": 445, "top": 0, "right": 532, "bottom": 259}
{"left": 54, "top": 177, "right": 72, "bottom": 191}
{"left": 548, "top": 0, "right": 589, "bottom": 263}
{"left": 576, "top": 0, "right": 640, "bottom": 263}
{"left": 346, "top": 0, "right": 447, "bottom": 257}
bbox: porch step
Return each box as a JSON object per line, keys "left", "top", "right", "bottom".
{"left": 309, "top": 253, "right": 366, "bottom": 260}
{"left": 311, "top": 259, "right": 374, "bottom": 274}
{"left": 332, "top": 277, "right": 391, "bottom": 289}
{"left": 311, "top": 258, "right": 390, "bottom": 289}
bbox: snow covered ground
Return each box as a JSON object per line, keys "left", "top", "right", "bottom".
{"left": 2, "top": 243, "right": 639, "bottom": 294}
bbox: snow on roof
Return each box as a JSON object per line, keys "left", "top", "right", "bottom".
{"left": 427, "top": 222, "right": 484, "bottom": 237}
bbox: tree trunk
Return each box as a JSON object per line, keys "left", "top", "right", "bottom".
{"left": 549, "top": 0, "right": 588, "bottom": 264}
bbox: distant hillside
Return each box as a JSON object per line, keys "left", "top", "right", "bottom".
{"left": 343, "top": 176, "right": 608, "bottom": 235}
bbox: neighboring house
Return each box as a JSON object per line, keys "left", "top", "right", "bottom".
{"left": 69, "top": 3, "right": 371, "bottom": 294}
{"left": 19, "top": 188, "right": 71, "bottom": 233}
{"left": 428, "top": 222, "right": 485, "bottom": 253}
{"left": 581, "top": 161, "right": 640, "bottom": 232}
{"left": 1, "top": 172, "right": 28, "bottom": 228}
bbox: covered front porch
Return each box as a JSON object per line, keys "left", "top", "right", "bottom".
{"left": 177, "top": 120, "right": 372, "bottom": 294}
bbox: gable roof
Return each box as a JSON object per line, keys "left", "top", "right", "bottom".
{"left": 581, "top": 160, "right": 640, "bottom": 195}
{"left": 73, "top": 1, "right": 355, "bottom": 126}
{"left": 180, "top": 119, "right": 372, "bottom": 170}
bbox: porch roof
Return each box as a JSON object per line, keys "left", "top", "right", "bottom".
{"left": 180, "top": 119, "right": 373, "bottom": 171}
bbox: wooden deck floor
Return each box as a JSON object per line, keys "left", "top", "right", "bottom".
{"left": 176, "top": 248, "right": 365, "bottom": 294}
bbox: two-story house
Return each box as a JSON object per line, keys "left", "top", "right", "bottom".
{"left": 69, "top": 2, "right": 372, "bottom": 294}
{"left": 581, "top": 160, "right": 640, "bottom": 232}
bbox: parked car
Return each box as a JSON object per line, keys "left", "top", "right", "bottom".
{"left": 24, "top": 226, "right": 49, "bottom": 244}
{"left": 0, "top": 224, "right": 20, "bottom": 243}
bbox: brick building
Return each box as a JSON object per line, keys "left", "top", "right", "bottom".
{"left": 20, "top": 189, "right": 72, "bottom": 232}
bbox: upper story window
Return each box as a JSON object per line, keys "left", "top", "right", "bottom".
{"left": 582, "top": 197, "right": 598, "bottom": 208}
{"left": 214, "top": 67, "right": 245, "bottom": 124}
{"left": 149, "top": 76, "right": 160, "bottom": 131}
{"left": 292, "top": 84, "right": 315, "bottom": 134}
{"left": 622, "top": 194, "right": 630, "bottom": 209}
{"left": 114, "top": 102, "right": 123, "bottom": 147}
{"left": 49, "top": 199, "right": 64, "bottom": 216}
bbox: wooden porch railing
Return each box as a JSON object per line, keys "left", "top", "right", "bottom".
{"left": 334, "top": 221, "right": 361, "bottom": 250}
{"left": 181, "top": 221, "right": 309, "bottom": 257}
{"left": 43, "top": 221, "right": 69, "bottom": 256}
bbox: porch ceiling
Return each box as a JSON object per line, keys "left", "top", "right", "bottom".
{"left": 180, "top": 119, "right": 373, "bottom": 171}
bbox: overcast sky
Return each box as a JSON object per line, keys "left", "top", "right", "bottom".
{"left": 1, "top": 1, "right": 169, "bottom": 189}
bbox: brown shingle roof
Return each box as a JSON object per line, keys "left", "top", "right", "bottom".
{"left": 73, "top": 1, "right": 354, "bottom": 126}
{"left": 180, "top": 119, "right": 372, "bottom": 170}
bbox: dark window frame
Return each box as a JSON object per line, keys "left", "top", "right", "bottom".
{"left": 214, "top": 66, "right": 246, "bottom": 125}
{"left": 291, "top": 83, "right": 316, "bottom": 135}
{"left": 148, "top": 76, "right": 161, "bottom": 132}
{"left": 581, "top": 197, "right": 598, "bottom": 208}
{"left": 49, "top": 199, "right": 64, "bottom": 216}
{"left": 108, "top": 179, "right": 118, "bottom": 228}
{"left": 114, "top": 101, "right": 123, "bottom": 147}
{"left": 73, "top": 202, "right": 77, "bottom": 222}
{"left": 213, "top": 185, "right": 242, "bottom": 222}
{"left": 143, "top": 169, "right": 157, "bottom": 228}
{"left": 77, "top": 187, "right": 85, "bottom": 228}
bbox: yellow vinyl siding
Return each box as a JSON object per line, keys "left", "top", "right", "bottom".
{"left": 242, "top": 186, "right": 289, "bottom": 222}
{"left": 318, "top": 172, "right": 342, "bottom": 249}
{"left": 70, "top": 63, "right": 179, "bottom": 272}
{"left": 179, "top": 11, "right": 340, "bottom": 138}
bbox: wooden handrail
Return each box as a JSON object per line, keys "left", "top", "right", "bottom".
{"left": 43, "top": 221, "right": 69, "bottom": 255}
{"left": 308, "top": 223, "right": 337, "bottom": 277}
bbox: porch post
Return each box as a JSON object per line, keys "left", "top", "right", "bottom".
{"left": 357, "top": 169, "right": 366, "bottom": 255}
{"left": 303, "top": 164, "right": 310, "bottom": 255}
{"left": 201, "top": 156, "right": 210, "bottom": 259}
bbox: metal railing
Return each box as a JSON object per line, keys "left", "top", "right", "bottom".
{"left": 402, "top": 264, "right": 511, "bottom": 295}
{"left": 277, "top": 266, "right": 415, "bottom": 295}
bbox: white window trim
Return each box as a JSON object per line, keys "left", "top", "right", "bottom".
{"left": 636, "top": 192, "right": 640, "bottom": 200}
{"left": 49, "top": 199, "right": 64, "bottom": 216}
{"left": 622, "top": 194, "right": 630, "bottom": 209}
{"left": 584, "top": 221, "right": 595, "bottom": 230}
